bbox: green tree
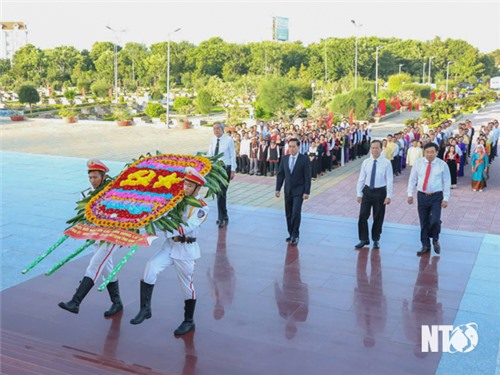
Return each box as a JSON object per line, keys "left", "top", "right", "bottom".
{"left": 11, "top": 44, "right": 45, "bottom": 84}
{"left": 188, "top": 37, "right": 230, "bottom": 78}
{"left": 18, "top": 84, "right": 40, "bottom": 112}
{"left": 329, "top": 93, "right": 354, "bottom": 116}
{"left": 350, "top": 88, "right": 373, "bottom": 120}
{"left": 257, "top": 77, "right": 299, "bottom": 117}
{"left": 91, "top": 79, "right": 111, "bottom": 98}
{"left": 196, "top": 89, "right": 213, "bottom": 114}
{"left": 64, "top": 89, "right": 78, "bottom": 104}
{"left": 387, "top": 73, "right": 412, "bottom": 91}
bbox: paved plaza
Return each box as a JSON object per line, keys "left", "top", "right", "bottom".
{"left": 1, "top": 104, "right": 499, "bottom": 374}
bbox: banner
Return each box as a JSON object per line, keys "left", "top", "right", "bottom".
{"left": 378, "top": 100, "right": 386, "bottom": 116}
{"left": 65, "top": 224, "right": 157, "bottom": 246}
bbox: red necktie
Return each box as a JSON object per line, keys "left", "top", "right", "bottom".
{"left": 422, "top": 161, "right": 432, "bottom": 192}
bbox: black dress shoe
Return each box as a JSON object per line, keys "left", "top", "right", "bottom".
{"left": 290, "top": 237, "right": 299, "bottom": 245}
{"left": 373, "top": 241, "right": 380, "bottom": 249}
{"left": 433, "top": 241, "right": 441, "bottom": 254}
{"left": 417, "top": 247, "right": 431, "bottom": 256}
{"left": 218, "top": 220, "right": 226, "bottom": 228}
{"left": 354, "top": 241, "right": 370, "bottom": 249}
{"left": 285, "top": 237, "right": 291, "bottom": 243}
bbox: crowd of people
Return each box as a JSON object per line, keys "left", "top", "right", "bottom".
{"left": 378, "top": 118, "right": 498, "bottom": 191}
{"left": 227, "top": 119, "right": 372, "bottom": 181}
{"left": 223, "top": 116, "right": 498, "bottom": 191}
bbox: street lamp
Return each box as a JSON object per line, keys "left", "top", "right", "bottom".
{"left": 399, "top": 64, "right": 404, "bottom": 74}
{"left": 311, "top": 80, "right": 316, "bottom": 102}
{"left": 351, "top": 19, "right": 363, "bottom": 89}
{"left": 428, "top": 56, "right": 436, "bottom": 85}
{"left": 166, "top": 27, "right": 181, "bottom": 126}
{"left": 446, "top": 60, "right": 454, "bottom": 94}
{"left": 105, "top": 26, "right": 127, "bottom": 103}
{"left": 422, "top": 62, "right": 426, "bottom": 84}
{"left": 375, "top": 45, "right": 385, "bottom": 105}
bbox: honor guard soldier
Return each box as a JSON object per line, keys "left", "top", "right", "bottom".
{"left": 130, "top": 167, "right": 209, "bottom": 336}
{"left": 59, "top": 159, "right": 124, "bottom": 317}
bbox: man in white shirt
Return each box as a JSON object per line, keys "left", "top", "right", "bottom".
{"left": 355, "top": 140, "right": 393, "bottom": 249}
{"left": 207, "top": 122, "right": 236, "bottom": 228}
{"left": 407, "top": 143, "right": 451, "bottom": 256}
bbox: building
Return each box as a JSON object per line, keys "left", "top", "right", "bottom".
{"left": 0, "top": 22, "right": 28, "bottom": 61}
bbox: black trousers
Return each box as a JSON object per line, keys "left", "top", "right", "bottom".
{"left": 285, "top": 194, "right": 304, "bottom": 238}
{"left": 417, "top": 191, "right": 443, "bottom": 247}
{"left": 395, "top": 155, "right": 402, "bottom": 174}
{"left": 217, "top": 165, "right": 232, "bottom": 221}
{"left": 358, "top": 186, "right": 387, "bottom": 242}
{"left": 241, "top": 155, "right": 249, "bottom": 173}
{"left": 391, "top": 158, "right": 398, "bottom": 175}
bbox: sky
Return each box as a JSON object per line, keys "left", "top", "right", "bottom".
{"left": 1, "top": 1, "right": 499, "bottom": 53}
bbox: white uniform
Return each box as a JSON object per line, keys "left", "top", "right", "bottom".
{"left": 143, "top": 196, "right": 209, "bottom": 300}
{"left": 81, "top": 187, "right": 117, "bottom": 283}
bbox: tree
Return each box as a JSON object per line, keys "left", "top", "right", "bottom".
{"left": 11, "top": 44, "right": 45, "bottom": 84}
{"left": 91, "top": 79, "right": 112, "bottom": 98}
{"left": 188, "top": 37, "right": 230, "bottom": 78}
{"left": 329, "top": 93, "right": 354, "bottom": 116}
{"left": 257, "top": 77, "right": 299, "bottom": 117}
{"left": 18, "top": 84, "right": 40, "bottom": 112}
{"left": 64, "top": 89, "right": 78, "bottom": 104}
{"left": 196, "top": 89, "right": 213, "bottom": 114}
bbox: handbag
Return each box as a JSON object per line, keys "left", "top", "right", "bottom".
{"left": 482, "top": 169, "right": 489, "bottom": 180}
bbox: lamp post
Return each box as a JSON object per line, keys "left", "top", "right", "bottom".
{"left": 311, "top": 80, "right": 316, "bottom": 102}
{"left": 351, "top": 19, "right": 363, "bottom": 89}
{"left": 105, "top": 26, "right": 127, "bottom": 103}
{"left": 399, "top": 64, "right": 404, "bottom": 74}
{"left": 422, "top": 62, "right": 426, "bottom": 84}
{"left": 375, "top": 45, "right": 385, "bottom": 105}
{"left": 446, "top": 60, "right": 454, "bottom": 94}
{"left": 428, "top": 56, "right": 436, "bottom": 85}
{"left": 166, "top": 27, "right": 181, "bottom": 126}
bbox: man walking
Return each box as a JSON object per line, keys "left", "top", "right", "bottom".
{"left": 275, "top": 138, "right": 312, "bottom": 245}
{"left": 407, "top": 143, "right": 451, "bottom": 256}
{"left": 207, "top": 122, "right": 236, "bottom": 228}
{"left": 355, "top": 140, "right": 393, "bottom": 249}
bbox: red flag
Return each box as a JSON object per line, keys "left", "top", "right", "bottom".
{"left": 348, "top": 108, "right": 355, "bottom": 125}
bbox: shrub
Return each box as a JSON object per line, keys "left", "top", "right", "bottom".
{"left": 151, "top": 90, "right": 163, "bottom": 101}
{"left": 401, "top": 84, "right": 431, "bottom": 99}
{"left": 145, "top": 102, "right": 166, "bottom": 118}
{"left": 387, "top": 73, "right": 411, "bottom": 91}
{"left": 173, "top": 97, "right": 191, "bottom": 111}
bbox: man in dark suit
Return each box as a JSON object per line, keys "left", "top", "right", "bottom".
{"left": 275, "top": 138, "right": 312, "bottom": 245}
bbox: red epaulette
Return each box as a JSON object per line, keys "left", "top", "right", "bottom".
{"left": 198, "top": 199, "right": 207, "bottom": 206}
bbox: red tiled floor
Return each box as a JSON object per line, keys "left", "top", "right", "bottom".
{"left": 0, "top": 207, "right": 484, "bottom": 374}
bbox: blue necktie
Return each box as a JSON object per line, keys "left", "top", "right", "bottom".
{"left": 290, "top": 156, "right": 296, "bottom": 172}
{"left": 369, "top": 159, "right": 377, "bottom": 189}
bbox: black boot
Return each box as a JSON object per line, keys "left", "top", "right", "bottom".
{"left": 58, "top": 276, "right": 94, "bottom": 314}
{"left": 174, "top": 299, "right": 196, "bottom": 336}
{"left": 104, "top": 280, "right": 123, "bottom": 317}
{"left": 130, "top": 280, "right": 154, "bottom": 325}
